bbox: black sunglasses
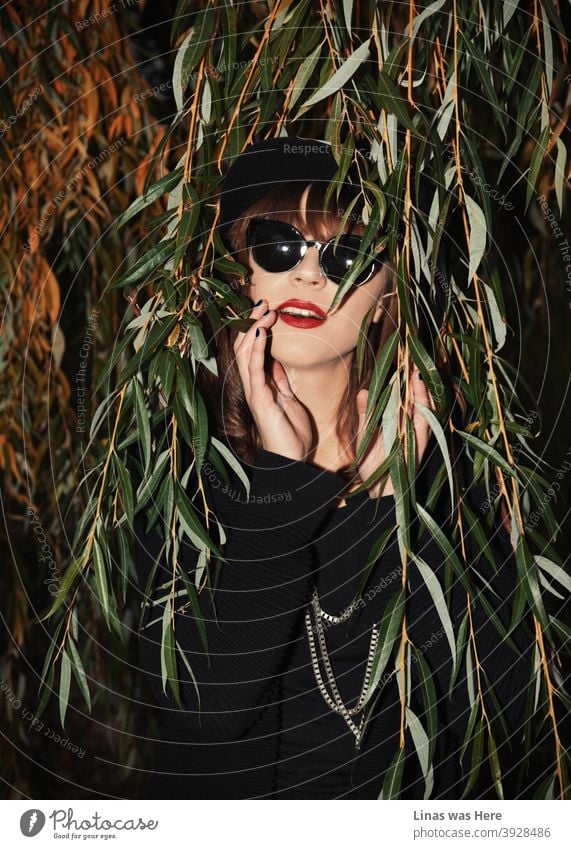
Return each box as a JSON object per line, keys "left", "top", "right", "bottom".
{"left": 246, "top": 218, "right": 383, "bottom": 286}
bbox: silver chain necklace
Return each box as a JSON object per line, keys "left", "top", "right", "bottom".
{"left": 304, "top": 585, "right": 380, "bottom": 750}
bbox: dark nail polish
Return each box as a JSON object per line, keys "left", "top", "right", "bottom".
{"left": 254, "top": 299, "right": 262, "bottom": 307}
{"left": 263, "top": 308, "right": 270, "bottom": 315}
{"left": 255, "top": 328, "right": 260, "bottom": 337}
{"left": 418, "top": 372, "right": 424, "bottom": 381}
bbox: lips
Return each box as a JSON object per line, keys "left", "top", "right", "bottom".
{"left": 275, "top": 299, "right": 327, "bottom": 329}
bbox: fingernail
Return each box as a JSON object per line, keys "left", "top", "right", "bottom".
{"left": 263, "top": 308, "right": 270, "bottom": 315}
{"left": 418, "top": 372, "right": 424, "bottom": 381}
{"left": 254, "top": 299, "right": 263, "bottom": 307}
{"left": 255, "top": 328, "right": 260, "bottom": 337}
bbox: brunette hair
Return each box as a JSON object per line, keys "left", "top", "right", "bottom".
{"left": 197, "top": 179, "right": 400, "bottom": 475}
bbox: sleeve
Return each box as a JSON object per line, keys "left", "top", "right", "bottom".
{"left": 406, "top": 430, "right": 534, "bottom": 799}
{"left": 134, "top": 447, "right": 351, "bottom": 743}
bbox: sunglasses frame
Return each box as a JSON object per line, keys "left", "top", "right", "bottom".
{"left": 246, "top": 217, "right": 382, "bottom": 287}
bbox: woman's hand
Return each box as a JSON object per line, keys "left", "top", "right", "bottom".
{"left": 233, "top": 298, "right": 314, "bottom": 461}
{"left": 356, "top": 366, "right": 436, "bottom": 498}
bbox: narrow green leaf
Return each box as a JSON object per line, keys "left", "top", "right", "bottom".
{"left": 525, "top": 124, "right": 550, "bottom": 211}
{"left": 342, "top": 0, "right": 354, "bottom": 34}
{"left": 391, "top": 440, "right": 411, "bottom": 553}
{"left": 379, "top": 745, "right": 406, "bottom": 799}
{"left": 460, "top": 715, "right": 484, "bottom": 799}
{"left": 115, "top": 455, "right": 134, "bottom": 528}
{"left": 456, "top": 430, "right": 518, "bottom": 479}
{"left": 186, "top": 317, "right": 209, "bottom": 361}
{"left": 172, "top": 30, "right": 194, "bottom": 114}
{"left": 450, "top": 610, "right": 470, "bottom": 692}
{"left": 415, "top": 503, "right": 471, "bottom": 594}
{"left": 296, "top": 38, "right": 370, "bottom": 112}
{"left": 173, "top": 184, "right": 201, "bottom": 269}
{"left": 92, "top": 538, "right": 110, "bottom": 628}
{"left": 405, "top": 412, "right": 417, "bottom": 510}
{"left": 354, "top": 524, "right": 398, "bottom": 602}
{"left": 501, "top": 0, "right": 521, "bottom": 29}
{"left": 405, "top": 0, "right": 447, "bottom": 42}
{"left": 136, "top": 447, "right": 170, "bottom": 511}
{"left": 365, "top": 329, "right": 399, "bottom": 421}
{"left": 515, "top": 533, "right": 550, "bottom": 632}
{"left": 554, "top": 137, "right": 566, "bottom": 215}
{"left": 406, "top": 707, "right": 431, "bottom": 782}
{"left": 363, "top": 589, "right": 405, "bottom": 706}
{"left": 115, "top": 168, "right": 184, "bottom": 230}
{"left": 94, "top": 329, "right": 137, "bottom": 394}
{"left": 182, "top": 6, "right": 216, "bottom": 84}
{"left": 459, "top": 499, "right": 498, "bottom": 571}
{"left": 175, "top": 483, "right": 225, "bottom": 561}
{"left": 412, "top": 646, "right": 439, "bottom": 769}
{"left": 289, "top": 41, "right": 324, "bottom": 109}
{"left": 352, "top": 439, "right": 398, "bottom": 503}
{"left": 42, "top": 554, "right": 88, "bottom": 620}
{"left": 220, "top": 0, "right": 237, "bottom": 87}
{"left": 116, "top": 316, "right": 178, "bottom": 385}
{"left": 116, "top": 525, "right": 131, "bottom": 600}
{"left": 59, "top": 650, "right": 72, "bottom": 730}
{"left": 535, "top": 556, "right": 571, "bottom": 595}
{"left": 394, "top": 255, "right": 416, "bottom": 334}
{"left": 211, "top": 436, "right": 251, "bottom": 499}
{"left": 460, "top": 701, "right": 480, "bottom": 763}
{"left": 487, "top": 729, "right": 505, "bottom": 800}
{"left": 35, "top": 664, "right": 55, "bottom": 724}
{"left": 376, "top": 69, "right": 419, "bottom": 133}
{"left": 414, "top": 403, "right": 453, "bottom": 506}
{"left": 67, "top": 638, "right": 91, "bottom": 713}
{"left": 466, "top": 640, "right": 476, "bottom": 709}
{"left": 133, "top": 379, "right": 151, "bottom": 475}
{"left": 464, "top": 194, "right": 487, "bottom": 282}
{"left": 161, "top": 599, "right": 182, "bottom": 707}
{"left": 192, "top": 390, "right": 209, "bottom": 476}
{"left": 458, "top": 30, "right": 507, "bottom": 141}
{"left": 177, "top": 566, "right": 209, "bottom": 656}
{"left": 112, "top": 240, "right": 176, "bottom": 290}
{"left": 409, "top": 553, "right": 457, "bottom": 679}
{"left": 483, "top": 282, "right": 507, "bottom": 352}
{"left": 176, "top": 638, "right": 202, "bottom": 710}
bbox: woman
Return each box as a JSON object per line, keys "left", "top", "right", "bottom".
{"left": 134, "top": 137, "right": 531, "bottom": 799}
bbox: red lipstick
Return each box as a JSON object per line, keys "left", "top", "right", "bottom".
{"left": 274, "top": 299, "right": 327, "bottom": 329}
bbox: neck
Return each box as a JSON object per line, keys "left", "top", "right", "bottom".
{"left": 283, "top": 353, "right": 355, "bottom": 472}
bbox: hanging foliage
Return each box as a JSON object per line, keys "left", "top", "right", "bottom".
{"left": 38, "top": 0, "right": 570, "bottom": 799}
{"left": 0, "top": 0, "right": 184, "bottom": 796}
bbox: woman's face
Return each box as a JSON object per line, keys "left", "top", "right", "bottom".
{"left": 242, "top": 185, "right": 391, "bottom": 370}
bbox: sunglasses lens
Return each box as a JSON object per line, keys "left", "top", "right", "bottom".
{"left": 323, "top": 236, "right": 378, "bottom": 286}
{"left": 247, "top": 220, "right": 301, "bottom": 273}
{"left": 246, "top": 220, "right": 380, "bottom": 285}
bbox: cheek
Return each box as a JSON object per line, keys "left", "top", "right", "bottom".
{"left": 338, "top": 292, "right": 379, "bottom": 329}
{"left": 244, "top": 267, "right": 276, "bottom": 296}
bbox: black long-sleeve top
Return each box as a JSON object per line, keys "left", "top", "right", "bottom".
{"left": 133, "top": 432, "right": 532, "bottom": 800}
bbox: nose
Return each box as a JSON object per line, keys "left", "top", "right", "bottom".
{"left": 289, "top": 244, "right": 327, "bottom": 288}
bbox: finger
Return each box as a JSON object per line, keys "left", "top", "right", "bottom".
{"left": 234, "top": 298, "right": 266, "bottom": 353}
{"left": 248, "top": 324, "right": 273, "bottom": 403}
{"left": 356, "top": 388, "right": 370, "bottom": 444}
{"left": 409, "top": 367, "right": 434, "bottom": 463}
{"left": 271, "top": 358, "right": 295, "bottom": 399}
{"left": 234, "top": 300, "right": 273, "bottom": 397}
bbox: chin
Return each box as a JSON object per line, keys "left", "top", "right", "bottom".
{"left": 268, "top": 333, "right": 348, "bottom": 367}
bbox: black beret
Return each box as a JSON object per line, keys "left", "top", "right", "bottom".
{"left": 217, "top": 136, "right": 347, "bottom": 250}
